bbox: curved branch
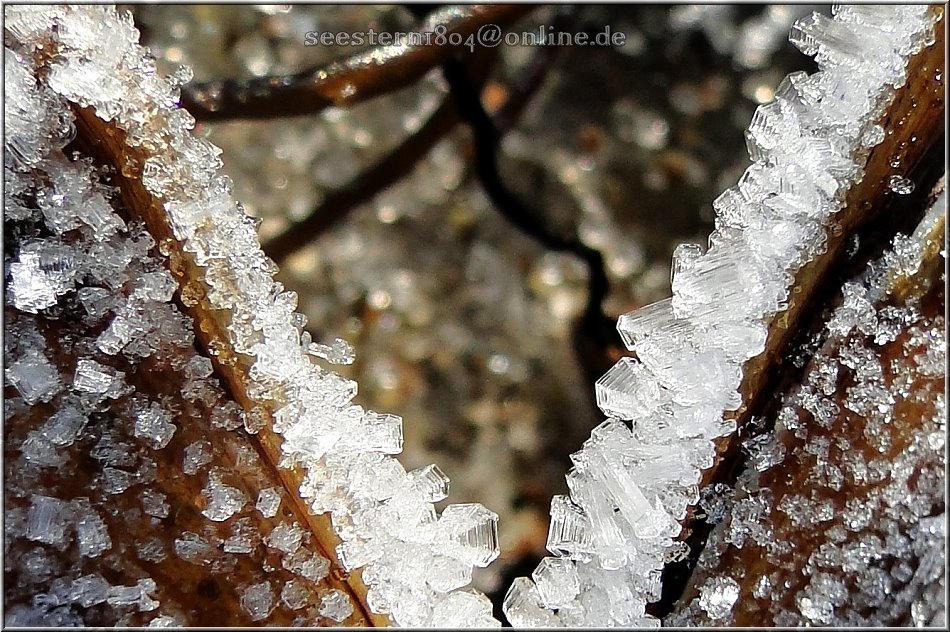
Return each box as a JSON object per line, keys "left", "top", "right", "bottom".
{"left": 181, "top": 5, "right": 534, "bottom": 121}
{"left": 441, "top": 56, "right": 620, "bottom": 348}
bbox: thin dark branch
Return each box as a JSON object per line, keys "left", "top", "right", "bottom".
{"left": 493, "top": 5, "right": 578, "bottom": 130}
{"left": 442, "top": 55, "right": 620, "bottom": 347}
{"left": 181, "top": 5, "right": 534, "bottom": 121}
{"left": 263, "top": 97, "right": 459, "bottom": 264}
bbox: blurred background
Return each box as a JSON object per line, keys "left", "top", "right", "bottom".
{"left": 128, "top": 3, "right": 820, "bottom": 605}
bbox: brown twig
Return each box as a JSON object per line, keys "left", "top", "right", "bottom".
{"left": 181, "top": 5, "right": 535, "bottom": 121}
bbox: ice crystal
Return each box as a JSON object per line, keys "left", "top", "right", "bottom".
{"left": 255, "top": 487, "right": 281, "bottom": 518}
{"left": 698, "top": 576, "right": 740, "bottom": 620}
{"left": 240, "top": 581, "right": 275, "bottom": 622}
{"left": 319, "top": 589, "right": 354, "bottom": 622}
{"left": 5, "top": 350, "right": 62, "bottom": 405}
{"left": 201, "top": 471, "right": 248, "bottom": 522}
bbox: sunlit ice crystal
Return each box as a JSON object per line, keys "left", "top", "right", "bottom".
{"left": 182, "top": 440, "right": 213, "bottom": 474}
{"left": 25, "top": 495, "right": 73, "bottom": 548}
{"left": 429, "top": 591, "right": 498, "bottom": 628}
{"left": 698, "top": 576, "right": 740, "bottom": 621}
{"left": 264, "top": 522, "right": 303, "bottom": 555}
{"left": 644, "top": 346, "right": 742, "bottom": 411}
{"left": 790, "top": 11, "right": 907, "bottom": 82}
{"left": 335, "top": 410, "right": 404, "bottom": 455}
{"left": 408, "top": 463, "right": 450, "bottom": 503}
{"left": 616, "top": 297, "right": 693, "bottom": 351}
{"left": 437, "top": 503, "right": 500, "bottom": 568}
{"left": 40, "top": 403, "right": 87, "bottom": 446}
{"left": 306, "top": 336, "right": 356, "bottom": 365}
{"left": 133, "top": 402, "right": 177, "bottom": 449}
{"left": 319, "top": 589, "right": 354, "bottom": 622}
{"left": 4, "top": 48, "right": 69, "bottom": 170}
{"left": 73, "top": 358, "right": 121, "bottom": 395}
{"left": 546, "top": 494, "right": 593, "bottom": 561}
{"left": 73, "top": 498, "right": 112, "bottom": 558}
{"left": 281, "top": 410, "right": 343, "bottom": 461}
{"left": 68, "top": 574, "right": 112, "bottom": 608}
{"left": 8, "top": 242, "right": 77, "bottom": 313}
{"left": 426, "top": 554, "right": 474, "bottom": 593}
{"left": 256, "top": 487, "right": 282, "bottom": 518}
{"left": 240, "top": 581, "right": 275, "bottom": 622}
{"left": 671, "top": 244, "right": 782, "bottom": 323}
{"left": 566, "top": 467, "right": 629, "bottom": 570}
{"left": 37, "top": 154, "right": 124, "bottom": 240}
{"left": 106, "top": 578, "right": 160, "bottom": 612}
{"left": 586, "top": 445, "right": 678, "bottom": 541}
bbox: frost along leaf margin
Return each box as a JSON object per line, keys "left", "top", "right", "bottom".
{"left": 5, "top": 5, "right": 502, "bottom": 627}
{"left": 502, "top": 5, "right": 944, "bottom": 627}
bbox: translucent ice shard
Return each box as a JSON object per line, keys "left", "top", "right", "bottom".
{"left": 319, "top": 589, "right": 354, "bottom": 622}
{"left": 429, "top": 591, "right": 498, "bottom": 627}
{"left": 255, "top": 487, "right": 281, "bottom": 518}
{"left": 8, "top": 243, "right": 77, "bottom": 313}
{"left": 408, "top": 464, "right": 450, "bottom": 503}
{"left": 438, "top": 503, "right": 501, "bottom": 568}
{"left": 5, "top": 349, "right": 62, "bottom": 405}
{"left": 133, "top": 403, "right": 177, "bottom": 450}
{"left": 698, "top": 576, "right": 740, "bottom": 620}
{"left": 240, "top": 581, "right": 275, "bottom": 622}
{"left": 532, "top": 557, "right": 581, "bottom": 608}
{"left": 503, "top": 577, "right": 558, "bottom": 627}
{"left": 73, "top": 499, "right": 112, "bottom": 558}
{"left": 546, "top": 494, "right": 593, "bottom": 561}
{"left": 264, "top": 522, "right": 303, "bottom": 555}
{"left": 25, "top": 495, "right": 72, "bottom": 547}
{"left": 595, "top": 357, "right": 661, "bottom": 420}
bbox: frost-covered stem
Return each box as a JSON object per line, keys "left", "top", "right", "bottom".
{"left": 7, "top": 6, "right": 504, "bottom": 627}
{"left": 673, "top": 188, "right": 946, "bottom": 625}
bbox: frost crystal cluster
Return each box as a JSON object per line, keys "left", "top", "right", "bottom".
{"left": 5, "top": 4, "right": 497, "bottom": 627}
{"left": 671, "top": 190, "right": 946, "bottom": 626}
{"left": 503, "top": 6, "right": 940, "bottom": 626}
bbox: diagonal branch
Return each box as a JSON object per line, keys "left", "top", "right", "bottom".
{"left": 263, "top": 97, "right": 458, "bottom": 264}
